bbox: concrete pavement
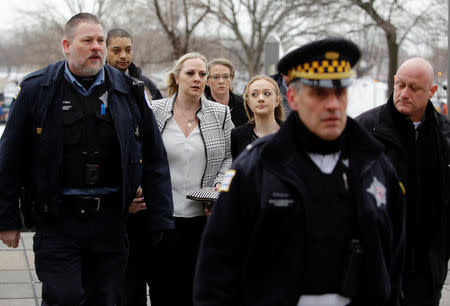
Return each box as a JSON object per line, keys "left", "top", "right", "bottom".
{"left": 0, "top": 230, "right": 153, "bottom": 305}
{"left": 0, "top": 232, "right": 40, "bottom": 306}
{"left": 0, "top": 232, "right": 449, "bottom": 305}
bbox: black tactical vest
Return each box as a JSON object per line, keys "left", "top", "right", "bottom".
{"left": 61, "top": 78, "right": 121, "bottom": 188}
{"left": 300, "top": 151, "right": 355, "bottom": 294}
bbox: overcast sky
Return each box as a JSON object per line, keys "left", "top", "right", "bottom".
{"left": 0, "top": 0, "right": 41, "bottom": 31}
{"left": 0, "top": 0, "right": 96, "bottom": 32}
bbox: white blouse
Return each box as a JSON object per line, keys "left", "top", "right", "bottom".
{"left": 162, "top": 117, "right": 206, "bottom": 218}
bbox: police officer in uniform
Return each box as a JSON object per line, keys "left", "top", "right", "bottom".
{"left": 194, "top": 38, "right": 405, "bottom": 306}
{"left": 0, "top": 13, "right": 173, "bottom": 306}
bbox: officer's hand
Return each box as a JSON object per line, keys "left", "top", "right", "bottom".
{"left": 0, "top": 230, "right": 20, "bottom": 248}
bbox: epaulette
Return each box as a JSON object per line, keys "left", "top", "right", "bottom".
{"left": 247, "top": 135, "right": 272, "bottom": 151}
{"left": 21, "top": 67, "right": 47, "bottom": 82}
{"left": 234, "top": 135, "right": 272, "bottom": 163}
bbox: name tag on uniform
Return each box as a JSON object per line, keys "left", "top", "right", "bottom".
{"left": 268, "top": 198, "right": 294, "bottom": 207}
{"left": 268, "top": 192, "right": 294, "bottom": 207}
{"left": 62, "top": 100, "right": 72, "bottom": 111}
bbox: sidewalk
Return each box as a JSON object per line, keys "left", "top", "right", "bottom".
{"left": 0, "top": 232, "right": 40, "bottom": 306}
{"left": 0, "top": 231, "right": 152, "bottom": 305}
{"left": 0, "top": 232, "right": 449, "bottom": 305}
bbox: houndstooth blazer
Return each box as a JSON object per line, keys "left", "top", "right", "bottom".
{"left": 151, "top": 95, "right": 234, "bottom": 187}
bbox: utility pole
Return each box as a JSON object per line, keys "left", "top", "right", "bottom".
{"left": 448, "top": 0, "right": 449, "bottom": 119}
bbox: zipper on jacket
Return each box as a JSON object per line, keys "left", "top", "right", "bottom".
{"left": 342, "top": 172, "right": 349, "bottom": 190}
{"left": 410, "top": 126, "right": 420, "bottom": 273}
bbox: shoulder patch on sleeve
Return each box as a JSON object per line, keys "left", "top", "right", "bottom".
{"left": 219, "top": 169, "right": 236, "bottom": 192}
{"left": 399, "top": 181, "right": 406, "bottom": 195}
{"left": 14, "top": 85, "right": 21, "bottom": 99}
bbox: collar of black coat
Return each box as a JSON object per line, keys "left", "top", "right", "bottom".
{"left": 204, "top": 85, "right": 241, "bottom": 108}
{"left": 127, "top": 62, "right": 143, "bottom": 79}
{"left": 204, "top": 85, "right": 233, "bottom": 101}
{"left": 28, "top": 61, "right": 134, "bottom": 95}
{"left": 204, "top": 85, "right": 213, "bottom": 99}
{"left": 292, "top": 113, "right": 346, "bottom": 154}
{"left": 383, "top": 94, "right": 438, "bottom": 131}
{"left": 260, "top": 111, "right": 384, "bottom": 179}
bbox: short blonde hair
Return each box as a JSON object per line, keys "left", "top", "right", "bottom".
{"left": 207, "top": 58, "right": 235, "bottom": 77}
{"left": 166, "top": 52, "right": 208, "bottom": 97}
{"left": 243, "top": 75, "right": 285, "bottom": 122}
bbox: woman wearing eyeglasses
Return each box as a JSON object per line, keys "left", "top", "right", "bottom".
{"left": 231, "top": 75, "right": 285, "bottom": 160}
{"left": 150, "top": 52, "right": 233, "bottom": 306}
{"left": 204, "top": 58, "right": 248, "bottom": 127}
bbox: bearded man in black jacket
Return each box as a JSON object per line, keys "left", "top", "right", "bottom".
{"left": 357, "top": 57, "right": 450, "bottom": 306}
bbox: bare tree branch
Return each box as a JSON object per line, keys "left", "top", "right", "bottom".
{"left": 348, "top": 0, "right": 444, "bottom": 93}
{"left": 148, "top": 0, "right": 211, "bottom": 59}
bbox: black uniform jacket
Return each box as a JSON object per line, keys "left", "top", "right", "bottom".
{"left": 356, "top": 96, "right": 450, "bottom": 288}
{"left": 0, "top": 61, "right": 174, "bottom": 232}
{"left": 194, "top": 114, "right": 405, "bottom": 306}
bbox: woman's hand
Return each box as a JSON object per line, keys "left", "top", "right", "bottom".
{"left": 205, "top": 183, "right": 221, "bottom": 216}
{"left": 204, "top": 203, "right": 213, "bottom": 217}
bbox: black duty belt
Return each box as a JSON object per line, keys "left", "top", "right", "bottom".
{"left": 62, "top": 195, "right": 119, "bottom": 218}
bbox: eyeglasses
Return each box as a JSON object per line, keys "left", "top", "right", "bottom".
{"left": 210, "top": 74, "right": 232, "bottom": 81}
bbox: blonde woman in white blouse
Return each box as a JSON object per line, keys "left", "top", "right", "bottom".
{"left": 151, "top": 52, "right": 233, "bottom": 306}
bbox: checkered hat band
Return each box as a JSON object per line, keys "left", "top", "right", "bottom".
{"left": 288, "top": 59, "right": 354, "bottom": 81}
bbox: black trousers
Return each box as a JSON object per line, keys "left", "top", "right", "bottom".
{"left": 33, "top": 204, "right": 128, "bottom": 306}
{"left": 401, "top": 272, "right": 443, "bottom": 306}
{"left": 120, "top": 230, "right": 176, "bottom": 306}
{"left": 173, "top": 216, "right": 207, "bottom": 306}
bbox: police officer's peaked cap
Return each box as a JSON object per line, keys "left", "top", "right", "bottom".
{"left": 277, "top": 38, "right": 361, "bottom": 89}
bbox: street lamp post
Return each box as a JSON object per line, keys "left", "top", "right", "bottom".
{"left": 448, "top": 0, "right": 449, "bottom": 119}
